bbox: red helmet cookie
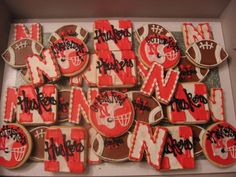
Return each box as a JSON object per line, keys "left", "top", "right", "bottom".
{"left": 89, "top": 90, "right": 134, "bottom": 137}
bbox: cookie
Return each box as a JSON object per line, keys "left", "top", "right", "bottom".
{"left": 129, "top": 121, "right": 168, "bottom": 170}
{"left": 167, "top": 83, "right": 210, "bottom": 124}
{"left": 2, "top": 38, "right": 43, "bottom": 68}
{"left": 135, "top": 24, "right": 175, "bottom": 43}
{"left": 16, "top": 84, "right": 57, "bottom": 125}
{"left": 161, "top": 126, "right": 195, "bottom": 170}
{"left": 20, "top": 68, "right": 31, "bottom": 83}
{"left": 14, "top": 23, "right": 42, "bottom": 43}
{"left": 126, "top": 91, "right": 163, "bottom": 125}
{"left": 182, "top": 22, "right": 213, "bottom": 48}
{"left": 69, "top": 53, "right": 97, "bottom": 87}
{"left": 177, "top": 56, "right": 209, "bottom": 82}
{"left": 94, "top": 19, "right": 132, "bottom": 51}
{"left": 44, "top": 126, "right": 87, "bottom": 173}
{"left": 96, "top": 50, "right": 137, "bottom": 88}
{"left": 186, "top": 39, "right": 228, "bottom": 68}
{"left": 0, "top": 123, "right": 32, "bottom": 169}
{"left": 69, "top": 87, "right": 98, "bottom": 124}
{"left": 89, "top": 90, "right": 134, "bottom": 137}
{"left": 48, "top": 25, "right": 88, "bottom": 44}
{"left": 29, "top": 126, "right": 48, "bottom": 161}
{"left": 50, "top": 36, "right": 89, "bottom": 77}
{"left": 208, "top": 88, "right": 225, "bottom": 122}
{"left": 58, "top": 90, "right": 70, "bottom": 122}
{"left": 92, "top": 132, "right": 132, "bottom": 162}
{"left": 140, "top": 63, "right": 179, "bottom": 105}
{"left": 3, "top": 87, "right": 17, "bottom": 123}
{"left": 191, "top": 125, "right": 206, "bottom": 157}
{"left": 26, "top": 48, "right": 61, "bottom": 86}
{"left": 202, "top": 122, "right": 236, "bottom": 167}
{"left": 88, "top": 126, "right": 102, "bottom": 165}
{"left": 139, "top": 35, "right": 180, "bottom": 69}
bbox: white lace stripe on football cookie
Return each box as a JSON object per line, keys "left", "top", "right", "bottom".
{"left": 209, "top": 88, "right": 225, "bottom": 122}
{"left": 75, "top": 26, "right": 88, "bottom": 41}
{"left": 92, "top": 134, "right": 104, "bottom": 156}
{"left": 215, "top": 44, "right": 228, "bottom": 64}
{"left": 192, "top": 43, "right": 202, "bottom": 64}
{"left": 149, "top": 106, "right": 163, "bottom": 124}
{"left": 48, "top": 32, "right": 61, "bottom": 45}
{"left": 6, "top": 47, "right": 16, "bottom": 66}
{"left": 195, "top": 67, "right": 207, "bottom": 80}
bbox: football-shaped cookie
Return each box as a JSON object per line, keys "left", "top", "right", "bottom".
{"left": 186, "top": 39, "right": 228, "bottom": 68}
{"left": 2, "top": 38, "right": 43, "bottom": 68}
{"left": 92, "top": 132, "right": 132, "bottom": 162}
{"left": 48, "top": 25, "right": 88, "bottom": 45}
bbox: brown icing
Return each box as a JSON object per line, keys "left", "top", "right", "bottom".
{"left": 191, "top": 125, "right": 205, "bottom": 156}
{"left": 198, "top": 41, "right": 218, "bottom": 65}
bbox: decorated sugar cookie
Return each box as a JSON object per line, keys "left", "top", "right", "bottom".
{"left": 16, "top": 84, "right": 57, "bottom": 125}
{"left": 135, "top": 24, "right": 175, "bottom": 43}
{"left": 139, "top": 35, "right": 180, "bottom": 69}
{"left": 44, "top": 126, "right": 87, "bottom": 173}
{"left": 2, "top": 38, "right": 43, "bottom": 68}
{"left": 0, "top": 124, "right": 32, "bottom": 169}
{"left": 126, "top": 91, "right": 163, "bottom": 125}
{"left": 14, "top": 23, "right": 42, "bottom": 43}
{"left": 89, "top": 90, "right": 134, "bottom": 137}
{"left": 191, "top": 125, "right": 206, "bottom": 156}
{"left": 129, "top": 121, "right": 168, "bottom": 170}
{"left": 178, "top": 56, "right": 209, "bottom": 82}
{"left": 48, "top": 24, "right": 88, "bottom": 44}
{"left": 29, "top": 126, "right": 48, "bottom": 161}
{"left": 202, "top": 122, "right": 236, "bottom": 167}
{"left": 186, "top": 39, "right": 228, "bottom": 68}
{"left": 50, "top": 36, "right": 89, "bottom": 77}
{"left": 141, "top": 63, "right": 179, "bottom": 105}
{"left": 96, "top": 50, "right": 137, "bottom": 88}
{"left": 161, "top": 126, "right": 195, "bottom": 170}
{"left": 94, "top": 19, "right": 132, "bottom": 51}
{"left": 26, "top": 48, "right": 61, "bottom": 86}
{"left": 92, "top": 132, "right": 132, "bottom": 162}
{"left": 167, "top": 83, "right": 210, "bottom": 124}
{"left": 58, "top": 90, "right": 70, "bottom": 122}
{"left": 3, "top": 87, "right": 17, "bottom": 123}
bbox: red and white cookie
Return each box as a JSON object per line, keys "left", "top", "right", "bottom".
{"left": 2, "top": 87, "right": 17, "bottom": 123}
{"left": 126, "top": 91, "right": 163, "bottom": 125}
{"left": 14, "top": 23, "right": 42, "bottom": 43}
{"left": 129, "top": 121, "right": 168, "bottom": 170}
{"left": 191, "top": 125, "right": 206, "bottom": 157}
{"left": 208, "top": 88, "right": 225, "bottom": 122}
{"left": 202, "top": 122, "right": 236, "bottom": 167}
{"left": 135, "top": 24, "right": 175, "bottom": 43}
{"left": 48, "top": 25, "right": 88, "bottom": 44}
{"left": 44, "top": 126, "right": 87, "bottom": 173}
{"left": 26, "top": 48, "right": 61, "bottom": 86}
{"left": 182, "top": 22, "right": 213, "bottom": 48}
{"left": 161, "top": 126, "right": 195, "bottom": 170}
{"left": 141, "top": 63, "right": 179, "bottom": 105}
{"left": 2, "top": 38, "right": 43, "bottom": 68}
{"left": 96, "top": 50, "right": 137, "bottom": 88}
{"left": 50, "top": 36, "right": 89, "bottom": 77}
{"left": 167, "top": 83, "right": 210, "bottom": 124}
{"left": 0, "top": 124, "right": 32, "bottom": 169}
{"left": 186, "top": 39, "right": 228, "bottom": 68}
{"left": 177, "top": 56, "right": 209, "bottom": 82}
{"left": 29, "top": 126, "right": 48, "bottom": 161}
{"left": 92, "top": 132, "right": 132, "bottom": 162}
{"left": 16, "top": 84, "right": 57, "bottom": 125}
{"left": 89, "top": 90, "right": 134, "bottom": 138}
{"left": 139, "top": 35, "right": 180, "bottom": 69}
{"left": 58, "top": 90, "right": 70, "bottom": 122}
{"left": 94, "top": 19, "right": 132, "bottom": 51}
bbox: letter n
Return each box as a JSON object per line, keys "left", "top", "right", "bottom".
{"left": 129, "top": 121, "right": 168, "bottom": 170}
{"left": 141, "top": 63, "right": 179, "bottom": 104}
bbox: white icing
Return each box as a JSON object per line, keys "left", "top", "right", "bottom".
{"left": 93, "top": 134, "right": 104, "bottom": 156}
{"left": 192, "top": 43, "right": 202, "bottom": 64}
{"left": 88, "top": 127, "right": 101, "bottom": 163}
{"left": 149, "top": 105, "right": 163, "bottom": 124}
{"left": 8, "top": 47, "right": 16, "bottom": 66}
{"left": 209, "top": 89, "right": 224, "bottom": 121}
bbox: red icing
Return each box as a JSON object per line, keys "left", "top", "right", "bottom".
{"left": 203, "top": 122, "right": 236, "bottom": 166}
{"left": 14, "top": 23, "right": 42, "bottom": 42}
{"left": 140, "top": 63, "right": 179, "bottom": 104}
{"left": 139, "top": 35, "right": 180, "bottom": 69}
{"left": 0, "top": 124, "right": 30, "bottom": 168}
{"left": 17, "top": 84, "right": 57, "bottom": 124}
{"left": 94, "top": 20, "right": 132, "bottom": 51}
{"left": 89, "top": 91, "right": 133, "bottom": 137}
{"left": 3, "top": 87, "right": 17, "bottom": 122}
